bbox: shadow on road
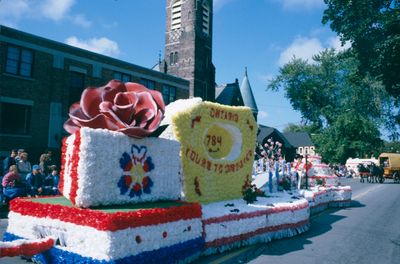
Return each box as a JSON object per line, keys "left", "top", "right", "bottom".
{"left": 349, "top": 200, "right": 366, "bottom": 208}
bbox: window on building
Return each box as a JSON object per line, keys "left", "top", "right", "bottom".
{"left": 114, "top": 71, "right": 131, "bottom": 82}
{"left": 162, "top": 85, "right": 176, "bottom": 105}
{"left": 69, "top": 71, "right": 85, "bottom": 106}
{"left": 170, "top": 52, "right": 174, "bottom": 65}
{"left": 0, "top": 102, "right": 31, "bottom": 135}
{"left": 202, "top": 1, "right": 210, "bottom": 35}
{"left": 174, "top": 52, "right": 178, "bottom": 64}
{"left": 169, "top": 52, "right": 178, "bottom": 65}
{"left": 171, "top": 0, "right": 182, "bottom": 30}
{"left": 139, "top": 78, "right": 155, "bottom": 90}
{"left": 5, "top": 45, "right": 34, "bottom": 78}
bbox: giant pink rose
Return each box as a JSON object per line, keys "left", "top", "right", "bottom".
{"left": 64, "top": 80, "right": 165, "bottom": 138}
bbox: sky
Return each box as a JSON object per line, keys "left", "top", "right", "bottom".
{"left": 0, "top": 0, "right": 350, "bottom": 130}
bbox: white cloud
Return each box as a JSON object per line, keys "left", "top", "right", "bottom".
{"left": 276, "top": 0, "right": 325, "bottom": 10}
{"left": 278, "top": 36, "right": 324, "bottom": 66}
{"left": 0, "top": 0, "right": 30, "bottom": 26}
{"left": 65, "top": 36, "right": 120, "bottom": 57}
{"left": 40, "top": 0, "right": 75, "bottom": 21}
{"left": 70, "top": 14, "right": 92, "bottom": 28}
{"left": 0, "top": 0, "right": 82, "bottom": 26}
{"left": 327, "top": 36, "right": 351, "bottom": 52}
{"left": 278, "top": 35, "right": 352, "bottom": 66}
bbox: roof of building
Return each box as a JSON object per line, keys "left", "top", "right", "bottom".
{"left": 215, "top": 80, "right": 245, "bottom": 106}
{"left": 283, "top": 132, "right": 314, "bottom": 148}
{"left": 257, "top": 124, "right": 294, "bottom": 148}
{"left": 240, "top": 68, "right": 258, "bottom": 113}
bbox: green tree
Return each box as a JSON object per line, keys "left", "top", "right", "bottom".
{"left": 268, "top": 50, "right": 390, "bottom": 162}
{"left": 322, "top": 0, "right": 400, "bottom": 103}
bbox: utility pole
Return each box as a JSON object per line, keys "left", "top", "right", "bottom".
{"left": 305, "top": 154, "right": 308, "bottom": 189}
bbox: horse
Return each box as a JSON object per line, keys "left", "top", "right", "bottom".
{"left": 369, "top": 163, "right": 384, "bottom": 183}
{"left": 357, "top": 163, "right": 370, "bottom": 183}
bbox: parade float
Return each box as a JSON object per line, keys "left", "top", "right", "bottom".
{"left": 1, "top": 80, "right": 351, "bottom": 263}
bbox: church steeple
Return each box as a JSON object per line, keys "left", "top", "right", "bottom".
{"left": 162, "top": 0, "right": 216, "bottom": 102}
{"left": 240, "top": 67, "right": 258, "bottom": 121}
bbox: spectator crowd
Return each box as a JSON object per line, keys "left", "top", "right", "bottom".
{"left": 1, "top": 149, "right": 60, "bottom": 205}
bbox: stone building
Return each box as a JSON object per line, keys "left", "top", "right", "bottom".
{"left": 161, "top": 0, "right": 216, "bottom": 101}
{"left": 0, "top": 25, "right": 189, "bottom": 161}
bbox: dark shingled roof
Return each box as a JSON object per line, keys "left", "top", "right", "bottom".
{"left": 215, "top": 81, "right": 245, "bottom": 106}
{"left": 240, "top": 68, "right": 258, "bottom": 113}
{"left": 257, "top": 125, "right": 294, "bottom": 148}
{"left": 283, "top": 132, "right": 314, "bottom": 148}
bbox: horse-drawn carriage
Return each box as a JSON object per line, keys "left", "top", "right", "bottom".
{"left": 379, "top": 153, "right": 400, "bottom": 183}
{"left": 357, "top": 162, "right": 384, "bottom": 183}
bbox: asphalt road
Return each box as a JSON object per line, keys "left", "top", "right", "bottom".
{"left": 1, "top": 178, "right": 399, "bottom": 264}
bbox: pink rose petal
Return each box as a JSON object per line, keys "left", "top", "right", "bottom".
{"left": 146, "top": 110, "right": 164, "bottom": 130}
{"left": 134, "top": 109, "right": 155, "bottom": 128}
{"left": 63, "top": 118, "right": 80, "bottom": 134}
{"left": 71, "top": 113, "right": 121, "bottom": 131}
{"left": 80, "top": 87, "right": 103, "bottom": 118}
{"left": 102, "top": 80, "right": 126, "bottom": 102}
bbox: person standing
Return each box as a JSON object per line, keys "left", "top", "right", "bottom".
{"left": 2, "top": 149, "right": 17, "bottom": 176}
{"left": 15, "top": 149, "right": 25, "bottom": 163}
{"left": 17, "top": 152, "right": 32, "bottom": 182}
{"left": 26, "top": 165, "right": 43, "bottom": 197}
{"left": 2, "top": 165, "right": 26, "bottom": 202}
{"left": 39, "top": 153, "right": 51, "bottom": 176}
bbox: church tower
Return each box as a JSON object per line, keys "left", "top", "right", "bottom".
{"left": 162, "top": 0, "right": 216, "bottom": 101}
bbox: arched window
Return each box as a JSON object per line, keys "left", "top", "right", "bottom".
{"left": 171, "top": 0, "right": 182, "bottom": 30}
{"left": 174, "top": 52, "right": 178, "bottom": 64}
{"left": 170, "top": 52, "right": 174, "bottom": 65}
{"left": 202, "top": 1, "right": 210, "bottom": 34}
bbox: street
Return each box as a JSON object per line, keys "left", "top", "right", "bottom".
{"left": 1, "top": 178, "right": 400, "bottom": 264}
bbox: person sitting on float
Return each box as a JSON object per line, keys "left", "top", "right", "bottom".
{"left": 2, "top": 165, "right": 26, "bottom": 202}
{"left": 26, "top": 165, "right": 44, "bottom": 197}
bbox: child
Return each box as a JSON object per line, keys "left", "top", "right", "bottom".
{"left": 43, "top": 166, "right": 60, "bottom": 195}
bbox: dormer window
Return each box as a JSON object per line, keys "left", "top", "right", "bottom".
{"left": 202, "top": 1, "right": 210, "bottom": 35}
{"left": 171, "top": 0, "right": 182, "bottom": 30}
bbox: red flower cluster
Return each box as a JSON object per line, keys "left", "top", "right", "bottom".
{"left": 69, "top": 130, "right": 81, "bottom": 204}
{"left": 0, "top": 237, "right": 54, "bottom": 257}
{"left": 205, "top": 219, "right": 309, "bottom": 248}
{"left": 10, "top": 198, "right": 202, "bottom": 232}
{"left": 202, "top": 200, "right": 309, "bottom": 225}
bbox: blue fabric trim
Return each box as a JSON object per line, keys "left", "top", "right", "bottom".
{"left": 3, "top": 232, "right": 204, "bottom": 264}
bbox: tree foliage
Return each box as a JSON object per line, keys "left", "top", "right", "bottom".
{"left": 268, "top": 50, "right": 395, "bottom": 163}
{"left": 322, "top": 0, "right": 400, "bottom": 103}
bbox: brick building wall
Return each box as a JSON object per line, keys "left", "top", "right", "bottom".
{"left": 0, "top": 26, "right": 189, "bottom": 163}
